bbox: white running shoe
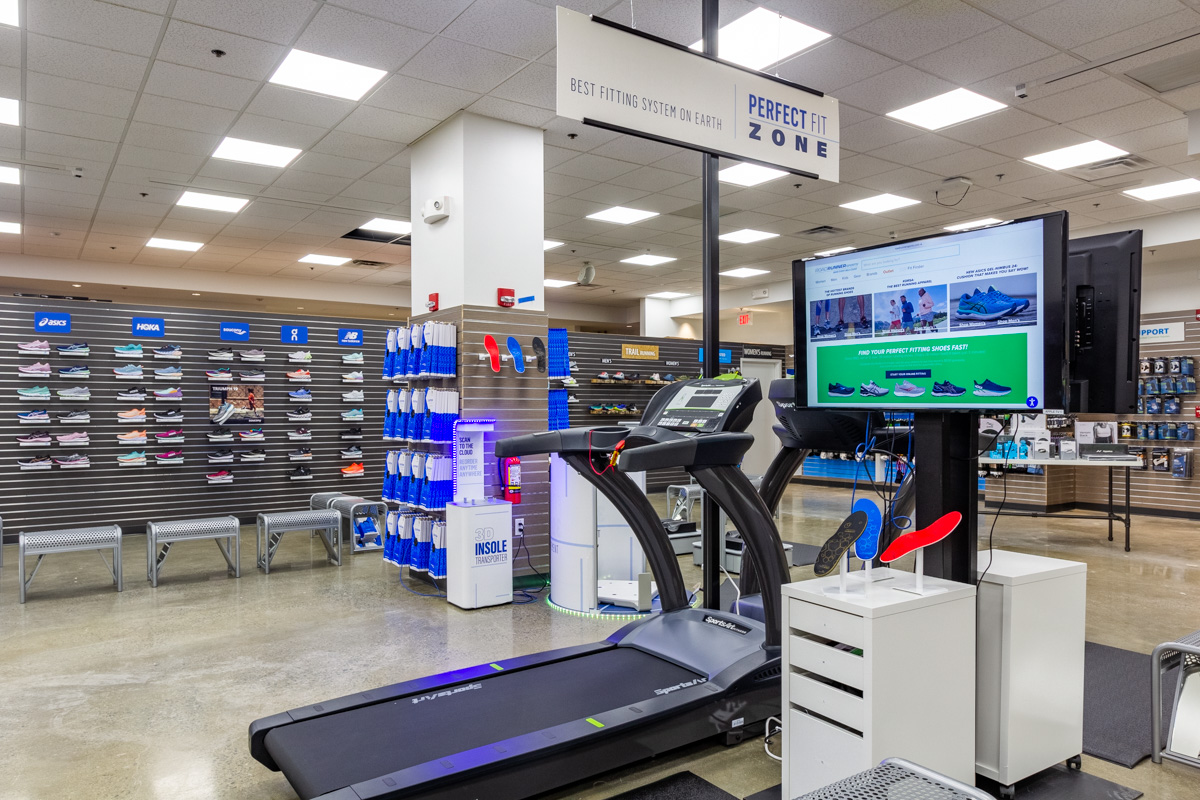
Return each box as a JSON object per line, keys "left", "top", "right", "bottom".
{"left": 895, "top": 380, "right": 925, "bottom": 397}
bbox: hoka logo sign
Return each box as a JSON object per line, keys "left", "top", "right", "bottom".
{"left": 131, "top": 316, "right": 164, "bottom": 338}
{"left": 136, "top": 322, "right": 161, "bottom": 332}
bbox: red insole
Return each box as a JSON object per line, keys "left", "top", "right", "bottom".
{"left": 483, "top": 335, "right": 500, "bottom": 373}
{"left": 879, "top": 511, "right": 962, "bottom": 563}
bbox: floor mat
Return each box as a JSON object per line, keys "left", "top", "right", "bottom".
{"left": 982, "top": 764, "right": 1143, "bottom": 800}
{"left": 743, "top": 785, "right": 782, "bottom": 800}
{"left": 1084, "top": 642, "right": 1175, "bottom": 768}
{"left": 611, "top": 772, "right": 738, "bottom": 800}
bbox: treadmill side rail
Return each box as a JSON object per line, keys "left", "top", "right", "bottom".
{"left": 248, "top": 640, "right": 614, "bottom": 771}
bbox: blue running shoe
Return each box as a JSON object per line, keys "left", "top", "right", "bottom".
{"left": 827, "top": 382, "right": 855, "bottom": 396}
{"left": 56, "top": 342, "right": 89, "bottom": 355}
{"left": 154, "top": 365, "right": 183, "bottom": 377}
{"left": 984, "top": 285, "right": 1029, "bottom": 314}
{"left": 288, "top": 388, "right": 311, "bottom": 399}
{"left": 17, "top": 408, "right": 49, "bottom": 422}
{"left": 114, "top": 364, "right": 143, "bottom": 377}
{"left": 955, "top": 288, "right": 1017, "bottom": 321}
{"left": 932, "top": 380, "right": 966, "bottom": 397}
{"left": 58, "top": 364, "right": 90, "bottom": 377}
{"left": 114, "top": 343, "right": 142, "bottom": 355}
{"left": 973, "top": 378, "right": 1012, "bottom": 397}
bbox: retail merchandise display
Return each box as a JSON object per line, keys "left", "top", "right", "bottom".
{"left": 796, "top": 213, "right": 1068, "bottom": 411}
{"left": 383, "top": 321, "right": 458, "bottom": 381}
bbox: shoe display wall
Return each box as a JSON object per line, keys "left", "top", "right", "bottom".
{"left": 0, "top": 296, "right": 389, "bottom": 533}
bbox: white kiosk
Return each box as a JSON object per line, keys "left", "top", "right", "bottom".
{"left": 446, "top": 419, "right": 513, "bottom": 609}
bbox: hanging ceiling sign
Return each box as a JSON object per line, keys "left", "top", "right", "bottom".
{"left": 556, "top": 7, "right": 840, "bottom": 182}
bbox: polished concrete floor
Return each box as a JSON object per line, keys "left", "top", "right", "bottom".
{"left": 0, "top": 485, "right": 1197, "bottom": 800}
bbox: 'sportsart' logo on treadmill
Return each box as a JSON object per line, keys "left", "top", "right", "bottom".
{"left": 411, "top": 682, "right": 482, "bottom": 705}
{"left": 703, "top": 615, "right": 751, "bottom": 635}
{"left": 654, "top": 677, "right": 707, "bottom": 696}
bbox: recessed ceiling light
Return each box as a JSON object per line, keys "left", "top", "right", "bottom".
{"left": 840, "top": 194, "right": 920, "bottom": 214}
{"left": 0, "top": 97, "right": 17, "bottom": 126}
{"left": 586, "top": 206, "right": 659, "bottom": 224}
{"left": 544, "top": 278, "right": 575, "bottom": 288}
{"left": 648, "top": 291, "right": 689, "bottom": 299}
{"left": 944, "top": 218, "right": 1003, "bottom": 232}
{"left": 719, "top": 229, "right": 779, "bottom": 244}
{"left": 0, "top": 0, "right": 18, "bottom": 27}
{"left": 719, "top": 162, "right": 787, "bottom": 187}
{"left": 270, "top": 49, "right": 387, "bottom": 101}
{"left": 887, "top": 88, "right": 1006, "bottom": 131}
{"left": 543, "top": 240, "right": 564, "bottom": 251}
{"left": 212, "top": 136, "right": 301, "bottom": 168}
{"left": 1123, "top": 178, "right": 1200, "bottom": 201}
{"left": 176, "top": 190, "right": 248, "bottom": 213}
{"left": 191, "top": 293, "right": 201, "bottom": 296}
{"left": 297, "top": 306, "right": 304, "bottom": 310}
{"left": 300, "top": 254, "right": 351, "bottom": 266}
{"left": 0, "top": 165, "right": 18, "bottom": 185}
{"left": 621, "top": 254, "right": 677, "bottom": 266}
{"left": 361, "top": 217, "right": 412, "bottom": 235}
{"left": 814, "top": 246, "right": 856, "bottom": 257}
{"left": 691, "top": 7, "right": 830, "bottom": 71}
{"left": 0, "top": 221, "right": 19, "bottom": 234}
{"left": 720, "top": 267, "right": 770, "bottom": 278}
{"left": 71, "top": 284, "right": 81, "bottom": 288}
{"left": 147, "top": 237, "right": 203, "bottom": 251}
{"left": 1024, "top": 140, "right": 1127, "bottom": 171}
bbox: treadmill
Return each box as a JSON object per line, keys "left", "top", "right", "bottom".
{"left": 248, "top": 378, "right": 791, "bottom": 800}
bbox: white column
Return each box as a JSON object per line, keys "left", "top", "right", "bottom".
{"left": 410, "top": 112, "right": 545, "bottom": 311}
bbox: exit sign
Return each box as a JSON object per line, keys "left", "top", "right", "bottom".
{"left": 737, "top": 312, "right": 753, "bottom": 326}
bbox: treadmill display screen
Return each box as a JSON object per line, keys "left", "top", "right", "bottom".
{"left": 652, "top": 384, "right": 745, "bottom": 432}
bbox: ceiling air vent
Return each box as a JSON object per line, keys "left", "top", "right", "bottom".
{"left": 350, "top": 260, "right": 395, "bottom": 269}
{"left": 1128, "top": 49, "right": 1200, "bottom": 93}
{"left": 797, "top": 225, "right": 847, "bottom": 238}
{"left": 1061, "top": 155, "right": 1152, "bottom": 181}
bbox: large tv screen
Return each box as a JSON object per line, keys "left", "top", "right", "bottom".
{"left": 792, "top": 212, "right": 1068, "bottom": 411}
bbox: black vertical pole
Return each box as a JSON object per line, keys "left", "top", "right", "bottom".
{"left": 700, "top": 0, "right": 721, "bottom": 609}
{"left": 913, "top": 411, "right": 978, "bottom": 582}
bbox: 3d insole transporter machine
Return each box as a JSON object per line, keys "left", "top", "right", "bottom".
{"left": 248, "top": 378, "right": 791, "bottom": 800}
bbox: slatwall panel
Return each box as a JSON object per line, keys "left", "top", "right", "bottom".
{"left": 454, "top": 306, "right": 550, "bottom": 578}
{"left": 0, "top": 296, "right": 387, "bottom": 538}
{"left": 564, "top": 332, "right": 786, "bottom": 490}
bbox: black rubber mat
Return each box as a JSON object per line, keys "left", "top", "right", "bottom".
{"left": 979, "top": 763, "right": 1142, "bottom": 800}
{"left": 783, "top": 542, "right": 820, "bottom": 568}
{"left": 743, "top": 784, "right": 782, "bottom": 800}
{"left": 611, "top": 772, "right": 737, "bottom": 800}
{"left": 266, "top": 647, "right": 700, "bottom": 799}
{"left": 1083, "top": 642, "right": 1175, "bottom": 768}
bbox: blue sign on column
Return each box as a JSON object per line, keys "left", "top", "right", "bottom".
{"left": 132, "top": 317, "right": 165, "bottom": 337}
{"left": 281, "top": 325, "right": 308, "bottom": 344}
{"left": 338, "top": 328, "right": 364, "bottom": 346}
{"left": 698, "top": 347, "right": 732, "bottom": 364}
{"left": 34, "top": 311, "right": 71, "bottom": 333}
{"left": 220, "top": 322, "right": 250, "bottom": 341}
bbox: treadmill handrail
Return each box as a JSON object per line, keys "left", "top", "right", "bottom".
{"left": 616, "top": 431, "right": 754, "bottom": 473}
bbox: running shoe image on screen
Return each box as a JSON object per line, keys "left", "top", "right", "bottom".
{"left": 973, "top": 379, "right": 1012, "bottom": 397}
{"left": 859, "top": 381, "right": 889, "bottom": 397}
{"left": 954, "top": 288, "right": 1020, "bottom": 321}
{"left": 932, "top": 381, "right": 966, "bottom": 397}
{"left": 895, "top": 380, "right": 926, "bottom": 397}
{"left": 827, "top": 382, "right": 855, "bottom": 396}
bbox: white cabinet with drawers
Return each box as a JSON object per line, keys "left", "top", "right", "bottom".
{"left": 782, "top": 569, "right": 977, "bottom": 798}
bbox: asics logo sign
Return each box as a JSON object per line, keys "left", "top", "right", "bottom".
{"left": 220, "top": 321, "right": 250, "bottom": 341}
{"left": 35, "top": 312, "right": 71, "bottom": 332}
{"left": 131, "top": 316, "right": 165, "bottom": 337}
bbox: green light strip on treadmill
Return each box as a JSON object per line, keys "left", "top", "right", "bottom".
{"left": 489, "top": 663, "right": 504, "bottom": 671}
{"left": 585, "top": 717, "right": 604, "bottom": 728}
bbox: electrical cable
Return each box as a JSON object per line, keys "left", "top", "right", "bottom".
{"left": 512, "top": 527, "right": 549, "bottom": 604}
{"left": 763, "top": 715, "right": 783, "bottom": 762}
{"left": 398, "top": 570, "right": 446, "bottom": 598}
{"left": 719, "top": 561, "right": 740, "bottom": 614}
{"left": 977, "top": 414, "right": 1019, "bottom": 587}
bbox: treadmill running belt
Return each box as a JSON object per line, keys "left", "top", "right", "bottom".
{"left": 265, "top": 647, "right": 700, "bottom": 799}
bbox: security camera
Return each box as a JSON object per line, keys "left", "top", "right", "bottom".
{"left": 72, "top": 167, "right": 83, "bottom": 178}
{"left": 1014, "top": 83, "right": 1028, "bottom": 100}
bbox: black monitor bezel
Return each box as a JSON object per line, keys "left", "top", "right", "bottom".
{"left": 791, "top": 210, "right": 1069, "bottom": 412}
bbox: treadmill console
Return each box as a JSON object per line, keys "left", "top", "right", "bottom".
{"left": 640, "top": 378, "right": 761, "bottom": 434}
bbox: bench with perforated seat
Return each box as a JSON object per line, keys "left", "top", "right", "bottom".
{"left": 146, "top": 515, "right": 240, "bottom": 587}
{"left": 18, "top": 524, "right": 122, "bottom": 603}
{"left": 256, "top": 509, "right": 341, "bottom": 574}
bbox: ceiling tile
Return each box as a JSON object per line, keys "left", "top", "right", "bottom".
{"left": 338, "top": 180, "right": 407, "bottom": 204}
{"left": 336, "top": 106, "right": 439, "bottom": 144}
{"left": 551, "top": 153, "right": 639, "bottom": 182}
{"left": 489, "top": 62, "right": 556, "bottom": 109}
{"left": 27, "top": 0, "right": 165, "bottom": 57}
{"left": 400, "top": 37, "right": 525, "bottom": 94}
{"left": 157, "top": 19, "right": 287, "bottom": 81}
{"left": 607, "top": 167, "right": 694, "bottom": 193}
{"left": 1074, "top": 9, "right": 1200, "bottom": 62}
{"left": 1016, "top": 0, "right": 1184, "bottom": 50}
{"left": 869, "top": 134, "right": 969, "bottom": 165}
{"left": 292, "top": 152, "right": 377, "bottom": 181}
{"left": 171, "top": 0, "right": 319, "bottom": 45}
{"left": 244, "top": 84, "right": 357, "bottom": 128}
{"left": 293, "top": 4, "right": 431, "bottom": 71}
{"left": 26, "top": 130, "right": 119, "bottom": 163}
{"left": 968, "top": 53, "right": 1091, "bottom": 104}
{"left": 840, "top": 115, "right": 923, "bottom": 153}
{"left": 464, "top": 96, "right": 555, "bottom": 127}
{"left": 327, "top": 0, "right": 476, "bottom": 34}
{"left": 134, "top": 94, "right": 239, "bottom": 135}
{"left": 311, "top": 131, "right": 406, "bottom": 162}
{"left": 25, "top": 33, "right": 149, "bottom": 90}
{"left": 1019, "top": 77, "right": 1152, "bottom": 124}
{"left": 227, "top": 113, "right": 327, "bottom": 150}
{"left": 125, "top": 122, "right": 221, "bottom": 156}
{"left": 144, "top": 61, "right": 260, "bottom": 109}
{"left": 939, "top": 108, "right": 1051, "bottom": 147}
{"left": 0, "top": 27, "right": 18, "bottom": 70}
{"left": 365, "top": 74, "right": 481, "bottom": 118}
{"left": 762, "top": 0, "right": 913, "bottom": 35}
{"left": 25, "top": 71, "right": 138, "bottom": 119}
{"left": 1064, "top": 99, "right": 1182, "bottom": 140}
{"left": 24, "top": 103, "right": 128, "bottom": 142}
{"left": 774, "top": 39, "right": 901, "bottom": 94}
{"left": 915, "top": 25, "right": 1057, "bottom": 86}
{"left": 1107, "top": 119, "right": 1190, "bottom": 154}
{"left": 836, "top": 65, "right": 957, "bottom": 116}
{"left": 845, "top": 0, "right": 1000, "bottom": 62}
{"left": 441, "top": 0, "right": 555, "bottom": 59}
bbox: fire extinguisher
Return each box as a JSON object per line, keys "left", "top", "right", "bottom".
{"left": 499, "top": 456, "right": 522, "bottom": 504}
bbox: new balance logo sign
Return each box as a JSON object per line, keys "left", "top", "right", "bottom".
{"left": 338, "top": 328, "right": 364, "bottom": 346}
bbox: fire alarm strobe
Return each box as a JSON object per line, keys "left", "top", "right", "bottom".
{"left": 426, "top": 293, "right": 439, "bottom": 312}
{"left": 498, "top": 288, "right": 515, "bottom": 308}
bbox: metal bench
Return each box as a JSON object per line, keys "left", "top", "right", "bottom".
{"left": 308, "top": 492, "right": 345, "bottom": 511}
{"left": 797, "top": 758, "right": 993, "bottom": 800}
{"left": 18, "top": 524, "right": 123, "bottom": 603}
{"left": 256, "top": 509, "right": 341, "bottom": 574}
{"left": 146, "top": 515, "right": 241, "bottom": 587}
{"left": 1153, "top": 629, "right": 1200, "bottom": 768}
{"left": 328, "top": 496, "right": 385, "bottom": 552}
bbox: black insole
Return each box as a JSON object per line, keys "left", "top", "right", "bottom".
{"left": 813, "top": 510, "right": 868, "bottom": 577}
{"left": 266, "top": 647, "right": 699, "bottom": 799}
{"left": 532, "top": 336, "right": 547, "bottom": 373}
